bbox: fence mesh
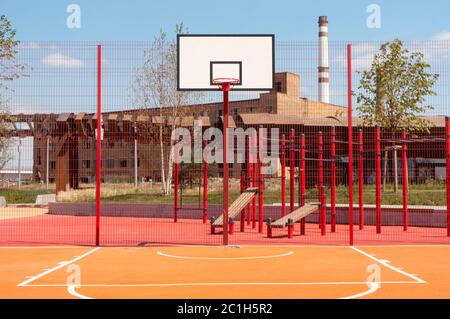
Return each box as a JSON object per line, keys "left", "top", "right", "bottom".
{"left": 0, "top": 40, "right": 449, "bottom": 246}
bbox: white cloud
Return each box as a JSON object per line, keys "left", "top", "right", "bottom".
{"left": 42, "top": 53, "right": 84, "bottom": 68}
{"left": 19, "top": 42, "right": 40, "bottom": 50}
{"left": 432, "top": 30, "right": 450, "bottom": 40}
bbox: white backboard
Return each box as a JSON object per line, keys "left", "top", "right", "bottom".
{"left": 177, "top": 35, "right": 275, "bottom": 91}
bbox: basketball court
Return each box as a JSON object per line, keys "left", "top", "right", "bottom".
{"left": 1, "top": 24, "right": 450, "bottom": 302}
{"left": 2, "top": 245, "right": 450, "bottom": 299}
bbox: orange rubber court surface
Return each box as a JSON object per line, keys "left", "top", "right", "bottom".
{"left": 2, "top": 245, "right": 450, "bottom": 299}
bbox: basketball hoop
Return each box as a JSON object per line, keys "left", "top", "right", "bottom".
{"left": 212, "top": 78, "right": 240, "bottom": 91}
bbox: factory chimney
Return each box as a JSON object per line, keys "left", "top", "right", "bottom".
{"left": 318, "top": 16, "right": 330, "bottom": 104}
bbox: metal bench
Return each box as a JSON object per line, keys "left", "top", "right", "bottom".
{"left": 211, "top": 188, "right": 258, "bottom": 234}
{"left": 267, "top": 204, "right": 319, "bottom": 238}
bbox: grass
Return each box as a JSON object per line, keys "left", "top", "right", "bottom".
{"left": 0, "top": 188, "right": 54, "bottom": 204}
{"left": 1, "top": 180, "right": 446, "bottom": 206}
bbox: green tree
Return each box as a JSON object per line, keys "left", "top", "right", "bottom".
{"left": 0, "top": 15, "right": 25, "bottom": 170}
{"left": 356, "top": 39, "right": 439, "bottom": 192}
{"left": 356, "top": 39, "right": 439, "bottom": 133}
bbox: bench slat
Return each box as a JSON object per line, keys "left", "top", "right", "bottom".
{"left": 270, "top": 204, "right": 319, "bottom": 228}
{"left": 213, "top": 188, "right": 258, "bottom": 226}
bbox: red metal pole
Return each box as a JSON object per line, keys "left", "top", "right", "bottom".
{"left": 203, "top": 140, "right": 208, "bottom": 224}
{"left": 347, "top": 44, "right": 354, "bottom": 245}
{"left": 222, "top": 82, "right": 230, "bottom": 245}
{"left": 281, "top": 134, "right": 286, "bottom": 217}
{"left": 331, "top": 126, "right": 337, "bottom": 233}
{"left": 246, "top": 137, "right": 251, "bottom": 225}
{"left": 402, "top": 129, "right": 408, "bottom": 231}
{"left": 289, "top": 129, "right": 295, "bottom": 213}
{"left": 318, "top": 132, "right": 325, "bottom": 235}
{"left": 446, "top": 117, "right": 450, "bottom": 236}
{"left": 375, "top": 126, "right": 382, "bottom": 234}
{"left": 358, "top": 128, "right": 364, "bottom": 230}
{"left": 240, "top": 173, "right": 245, "bottom": 232}
{"left": 174, "top": 151, "right": 179, "bottom": 223}
{"left": 95, "top": 44, "right": 102, "bottom": 247}
{"left": 252, "top": 133, "right": 257, "bottom": 229}
{"left": 258, "top": 128, "right": 264, "bottom": 233}
{"left": 300, "top": 133, "right": 306, "bottom": 235}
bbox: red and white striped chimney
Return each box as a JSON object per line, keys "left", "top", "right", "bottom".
{"left": 318, "top": 16, "right": 330, "bottom": 104}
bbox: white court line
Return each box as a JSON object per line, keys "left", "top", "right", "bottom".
{"left": 156, "top": 250, "right": 294, "bottom": 260}
{"left": 143, "top": 244, "right": 450, "bottom": 249}
{"left": 350, "top": 246, "right": 426, "bottom": 284}
{"left": 24, "top": 280, "right": 421, "bottom": 287}
{"left": 67, "top": 285, "right": 93, "bottom": 299}
{"left": 339, "top": 282, "right": 380, "bottom": 299}
{"left": 17, "top": 247, "right": 101, "bottom": 287}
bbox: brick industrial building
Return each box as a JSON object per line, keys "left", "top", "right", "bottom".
{"left": 29, "top": 72, "right": 347, "bottom": 186}
{"left": 21, "top": 70, "right": 445, "bottom": 193}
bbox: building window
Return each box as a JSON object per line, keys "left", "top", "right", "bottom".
{"left": 81, "top": 177, "right": 89, "bottom": 184}
{"left": 49, "top": 161, "right": 56, "bottom": 169}
{"left": 36, "top": 149, "right": 41, "bottom": 165}
{"left": 275, "top": 81, "right": 282, "bottom": 92}
{"left": 108, "top": 141, "right": 114, "bottom": 148}
{"left": 49, "top": 142, "right": 56, "bottom": 151}
{"left": 107, "top": 159, "right": 114, "bottom": 168}
{"left": 119, "top": 159, "right": 127, "bottom": 168}
{"left": 82, "top": 142, "right": 90, "bottom": 149}
{"left": 82, "top": 160, "right": 90, "bottom": 169}
{"left": 131, "top": 159, "right": 141, "bottom": 168}
{"left": 49, "top": 178, "right": 55, "bottom": 183}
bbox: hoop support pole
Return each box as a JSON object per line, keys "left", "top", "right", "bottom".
{"left": 221, "top": 82, "right": 230, "bottom": 245}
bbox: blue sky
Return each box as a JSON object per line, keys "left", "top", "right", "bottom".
{"left": 2, "top": 1, "right": 450, "bottom": 171}
{"left": 2, "top": 0, "right": 450, "bottom": 41}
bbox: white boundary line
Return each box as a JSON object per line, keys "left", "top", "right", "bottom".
{"left": 156, "top": 250, "right": 294, "bottom": 260}
{"left": 17, "top": 247, "right": 101, "bottom": 287}
{"left": 24, "top": 280, "right": 421, "bottom": 287}
{"left": 350, "top": 246, "right": 426, "bottom": 284}
{"left": 134, "top": 244, "right": 450, "bottom": 248}
{"left": 13, "top": 245, "right": 429, "bottom": 299}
